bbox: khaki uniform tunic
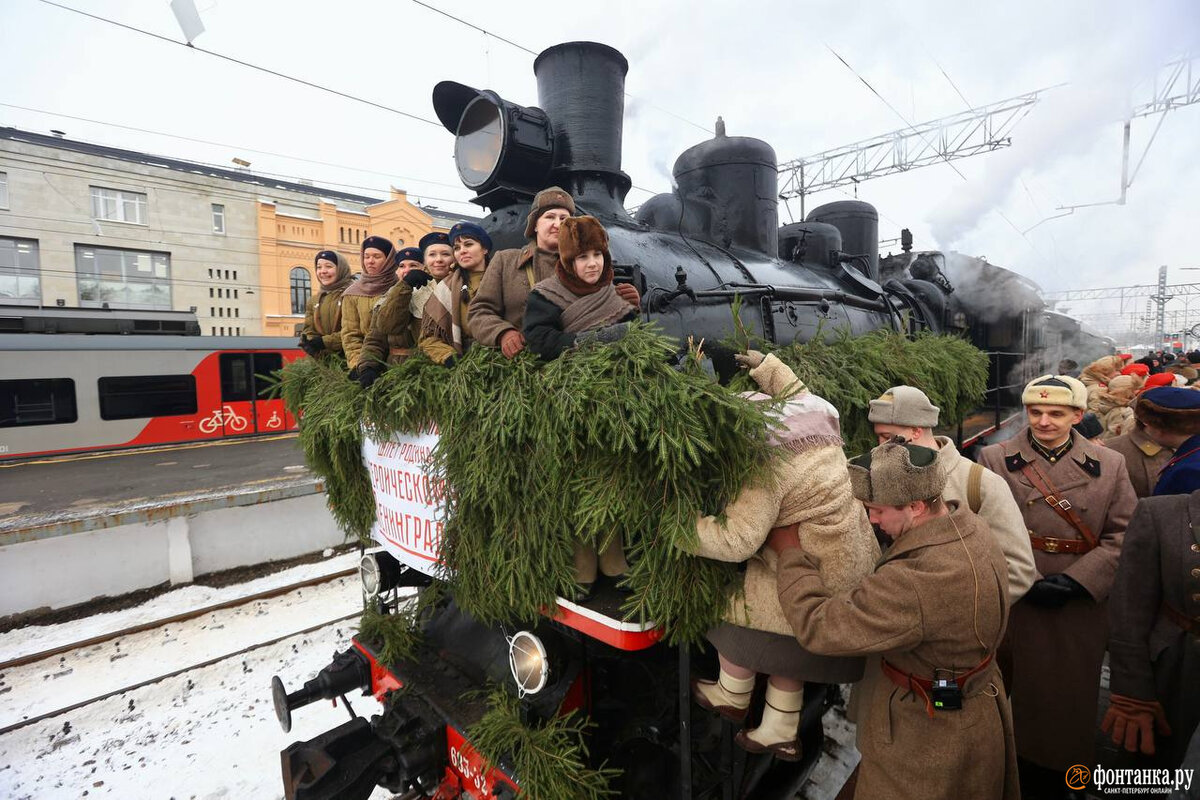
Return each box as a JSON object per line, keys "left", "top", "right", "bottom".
{"left": 978, "top": 428, "right": 1136, "bottom": 770}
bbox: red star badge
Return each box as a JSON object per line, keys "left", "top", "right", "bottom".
{"left": 1039, "top": 390, "right": 1050, "bottom": 399}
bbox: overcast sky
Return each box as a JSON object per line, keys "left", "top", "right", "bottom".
{"left": 3, "top": 0, "right": 1198, "bottom": 339}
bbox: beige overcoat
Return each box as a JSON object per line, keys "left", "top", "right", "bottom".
{"left": 687, "top": 355, "right": 879, "bottom": 636}
{"left": 776, "top": 507, "right": 1017, "bottom": 800}
{"left": 1107, "top": 426, "right": 1174, "bottom": 499}
{"left": 935, "top": 436, "right": 1036, "bottom": 602}
{"left": 978, "top": 428, "right": 1136, "bottom": 770}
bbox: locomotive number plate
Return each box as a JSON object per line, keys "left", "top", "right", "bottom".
{"left": 445, "top": 725, "right": 515, "bottom": 797}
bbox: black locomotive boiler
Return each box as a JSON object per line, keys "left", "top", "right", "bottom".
{"left": 269, "top": 41, "right": 1064, "bottom": 800}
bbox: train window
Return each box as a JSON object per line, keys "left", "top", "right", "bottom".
{"left": 220, "top": 354, "right": 253, "bottom": 401}
{"left": 252, "top": 353, "right": 283, "bottom": 398}
{"left": 97, "top": 375, "right": 197, "bottom": 420}
{"left": 0, "top": 379, "right": 77, "bottom": 428}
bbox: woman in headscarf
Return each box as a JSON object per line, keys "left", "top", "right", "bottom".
{"left": 678, "top": 351, "right": 880, "bottom": 759}
{"left": 340, "top": 235, "right": 398, "bottom": 374}
{"left": 419, "top": 223, "right": 491, "bottom": 366}
{"left": 298, "top": 249, "right": 353, "bottom": 359}
{"left": 355, "top": 246, "right": 434, "bottom": 388}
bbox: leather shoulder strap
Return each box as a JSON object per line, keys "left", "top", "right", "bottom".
{"left": 1019, "top": 461, "right": 1099, "bottom": 549}
{"left": 967, "top": 462, "right": 983, "bottom": 514}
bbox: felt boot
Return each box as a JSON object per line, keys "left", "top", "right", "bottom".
{"left": 598, "top": 536, "right": 629, "bottom": 578}
{"left": 691, "top": 669, "right": 754, "bottom": 723}
{"left": 735, "top": 682, "right": 803, "bottom": 761}
{"left": 571, "top": 542, "right": 598, "bottom": 603}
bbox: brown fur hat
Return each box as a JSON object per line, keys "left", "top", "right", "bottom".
{"left": 1133, "top": 387, "right": 1200, "bottom": 436}
{"left": 524, "top": 186, "right": 576, "bottom": 238}
{"left": 554, "top": 216, "right": 613, "bottom": 295}
{"left": 848, "top": 437, "right": 951, "bottom": 506}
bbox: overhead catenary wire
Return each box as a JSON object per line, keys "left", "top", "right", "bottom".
{"left": 0, "top": 101, "right": 469, "bottom": 194}
{"left": 35, "top": 0, "right": 441, "bottom": 127}
{"left": 407, "top": 0, "right": 713, "bottom": 136}
{"left": 824, "top": 44, "right": 969, "bottom": 184}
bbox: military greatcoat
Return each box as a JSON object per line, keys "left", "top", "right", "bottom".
{"left": 979, "top": 428, "right": 1136, "bottom": 771}
{"left": 776, "top": 507, "right": 1017, "bottom": 800}
{"left": 1108, "top": 490, "right": 1200, "bottom": 768}
{"left": 1107, "top": 426, "right": 1174, "bottom": 499}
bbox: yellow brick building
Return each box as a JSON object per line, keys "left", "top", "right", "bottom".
{"left": 258, "top": 189, "right": 449, "bottom": 337}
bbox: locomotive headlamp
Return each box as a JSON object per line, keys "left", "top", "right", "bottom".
{"left": 432, "top": 81, "right": 554, "bottom": 202}
{"left": 359, "top": 550, "right": 403, "bottom": 599}
{"left": 507, "top": 630, "right": 549, "bottom": 697}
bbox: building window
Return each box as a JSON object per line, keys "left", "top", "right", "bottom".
{"left": 0, "top": 378, "right": 77, "bottom": 428}
{"left": 290, "top": 266, "right": 311, "bottom": 314}
{"left": 0, "top": 172, "right": 8, "bottom": 209}
{"left": 97, "top": 375, "right": 197, "bottom": 420}
{"left": 76, "top": 245, "right": 171, "bottom": 310}
{"left": 233, "top": 289, "right": 238, "bottom": 299}
{"left": 233, "top": 270, "right": 237, "bottom": 280}
{"left": 234, "top": 307, "right": 239, "bottom": 318}
{"left": 0, "top": 237, "right": 41, "bottom": 305}
{"left": 90, "top": 186, "right": 147, "bottom": 225}
{"left": 339, "top": 227, "right": 345, "bottom": 243}
{"left": 212, "top": 203, "right": 225, "bottom": 234}
{"left": 209, "top": 288, "right": 214, "bottom": 298}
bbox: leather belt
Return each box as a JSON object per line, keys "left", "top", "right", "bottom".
{"left": 1028, "top": 533, "right": 1092, "bottom": 554}
{"left": 880, "top": 655, "right": 994, "bottom": 718}
{"left": 1162, "top": 602, "right": 1200, "bottom": 636}
{"left": 388, "top": 346, "right": 414, "bottom": 357}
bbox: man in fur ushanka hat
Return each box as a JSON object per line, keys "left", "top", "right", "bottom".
{"left": 764, "top": 437, "right": 1017, "bottom": 799}
{"left": 1135, "top": 386, "right": 1200, "bottom": 495}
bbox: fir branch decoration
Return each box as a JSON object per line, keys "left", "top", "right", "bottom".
{"left": 279, "top": 321, "right": 987, "bottom": 644}
{"left": 467, "top": 686, "right": 619, "bottom": 800}
{"left": 730, "top": 327, "right": 990, "bottom": 455}
{"left": 278, "top": 358, "right": 375, "bottom": 543}
{"left": 357, "top": 582, "right": 447, "bottom": 664}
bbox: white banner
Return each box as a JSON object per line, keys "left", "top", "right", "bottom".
{"left": 362, "top": 426, "right": 449, "bottom": 579}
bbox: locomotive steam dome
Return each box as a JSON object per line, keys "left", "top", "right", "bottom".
{"left": 671, "top": 118, "right": 779, "bottom": 257}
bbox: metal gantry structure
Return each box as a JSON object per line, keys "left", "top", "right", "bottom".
{"left": 778, "top": 56, "right": 1199, "bottom": 217}
{"left": 1044, "top": 267, "right": 1200, "bottom": 345}
{"left": 777, "top": 89, "right": 1047, "bottom": 214}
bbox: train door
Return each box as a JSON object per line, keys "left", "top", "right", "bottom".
{"left": 217, "top": 353, "right": 284, "bottom": 435}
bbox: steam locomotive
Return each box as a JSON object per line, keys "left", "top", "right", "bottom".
{"left": 270, "top": 41, "right": 1099, "bottom": 800}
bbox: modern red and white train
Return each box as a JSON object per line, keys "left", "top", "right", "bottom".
{"left": 0, "top": 308, "right": 304, "bottom": 461}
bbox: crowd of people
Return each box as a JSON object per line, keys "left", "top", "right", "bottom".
{"left": 295, "top": 186, "right": 1200, "bottom": 799}
{"left": 296, "top": 186, "right": 640, "bottom": 383}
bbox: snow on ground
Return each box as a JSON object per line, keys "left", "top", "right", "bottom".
{"left": 0, "top": 573, "right": 362, "bottom": 731}
{"left": 0, "top": 618, "right": 394, "bottom": 800}
{"left": 0, "top": 549, "right": 861, "bottom": 799}
{"left": 0, "top": 551, "right": 360, "bottom": 663}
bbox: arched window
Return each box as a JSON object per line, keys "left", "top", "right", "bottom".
{"left": 290, "top": 266, "right": 311, "bottom": 314}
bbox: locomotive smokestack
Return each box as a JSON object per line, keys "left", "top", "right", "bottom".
{"left": 534, "top": 41, "right": 632, "bottom": 218}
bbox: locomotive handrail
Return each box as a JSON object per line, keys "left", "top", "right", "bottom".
{"left": 710, "top": 282, "right": 892, "bottom": 312}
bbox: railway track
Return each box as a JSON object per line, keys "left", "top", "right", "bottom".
{"left": 0, "top": 568, "right": 364, "bottom": 737}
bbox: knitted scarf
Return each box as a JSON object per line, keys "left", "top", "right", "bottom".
{"left": 532, "top": 275, "right": 632, "bottom": 334}
{"left": 423, "top": 268, "right": 470, "bottom": 355}
{"left": 343, "top": 249, "right": 398, "bottom": 298}
{"left": 742, "top": 390, "right": 844, "bottom": 454}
